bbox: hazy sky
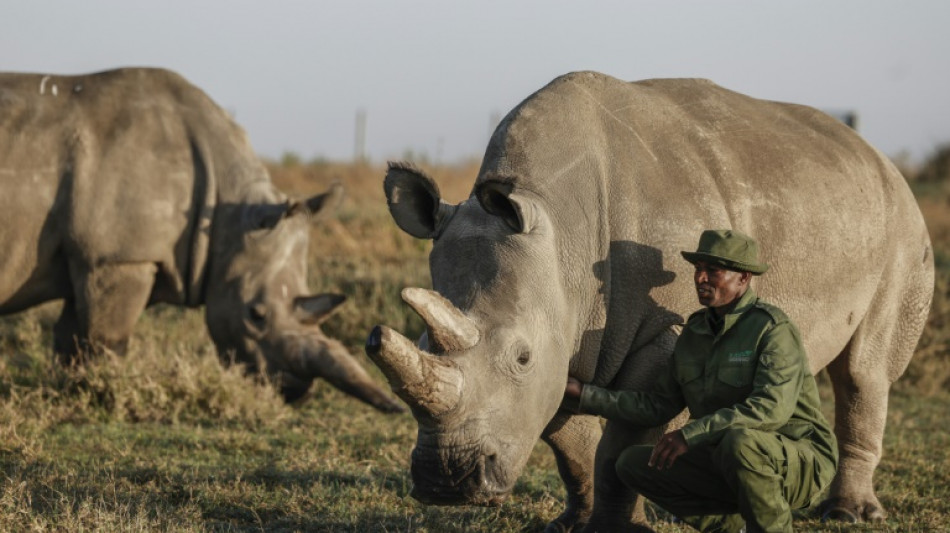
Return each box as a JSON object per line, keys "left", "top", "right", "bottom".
{"left": 4, "top": 1, "right": 949, "bottom": 164}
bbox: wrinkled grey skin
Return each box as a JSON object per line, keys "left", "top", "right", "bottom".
{"left": 0, "top": 67, "right": 402, "bottom": 413}
{"left": 368, "top": 72, "right": 934, "bottom": 531}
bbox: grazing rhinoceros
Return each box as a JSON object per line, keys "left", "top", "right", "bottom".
{"left": 367, "top": 71, "right": 934, "bottom": 531}
{"left": 0, "top": 67, "right": 402, "bottom": 413}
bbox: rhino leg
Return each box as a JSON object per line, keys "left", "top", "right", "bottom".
{"left": 580, "top": 329, "right": 680, "bottom": 532}
{"left": 541, "top": 412, "right": 600, "bottom": 533}
{"left": 60, "top": 262, "right": 156, "bottom": 362}
{"left": 819, "top": 248, "right": 932, "bottom": 525}
{"left": 53, "top": 298, "right": 83, "bottom": 362}
{"left": 821, "top": 352, "right": 890, "bottom": 522}
{"left": 581, "top": 420, "right": 659, "bottom": 533}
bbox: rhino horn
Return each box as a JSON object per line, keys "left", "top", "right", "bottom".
{"left": 401, "top": 288, "right": 480, "bottom": 353}
{"left": 288, "top": 332, "right": 405, "bottom": 413}
{"left": 365, "top": 325, "right": 463, "bottom": 417}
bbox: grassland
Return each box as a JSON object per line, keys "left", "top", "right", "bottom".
{"left": 1, "top": 160, "right": 948, "bottom": 532}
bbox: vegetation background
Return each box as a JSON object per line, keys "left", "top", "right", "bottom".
{"left": 1, "top": 146, "right": 949, "bottom": 531}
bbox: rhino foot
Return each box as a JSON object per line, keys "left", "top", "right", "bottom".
{"left": 819, "top": 496, "right": 886, "bottom": 523}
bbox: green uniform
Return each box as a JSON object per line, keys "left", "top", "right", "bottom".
{"left": 580, "top": 289, "right": 838, "bottom": 533}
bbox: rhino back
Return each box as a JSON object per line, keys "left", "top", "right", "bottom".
{"left": 478, "top": 71, "right": 930, "bottom": 383}
{"left": 0, "top": 68, "right": 260, "bottom": 310}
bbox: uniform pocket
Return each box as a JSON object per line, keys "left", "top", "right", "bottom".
{"left": 717, "top": 364, "right": 754, "bottom": 388}
{"left": 676, "top": 362, "right": 704, "bottom": 402}
{"left": 677, "top": 362, "right": 704, "bottom": 385}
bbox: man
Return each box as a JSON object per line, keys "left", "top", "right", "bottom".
{"left": 564, "top": 229, "right": 838, "bottom": 533}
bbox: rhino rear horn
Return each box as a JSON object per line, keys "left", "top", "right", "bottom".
{"left": 401, "top": 288, "right": 479, "bottom": 353}
{"left": 365, "top": 325, "right": 462, "bottom": 417}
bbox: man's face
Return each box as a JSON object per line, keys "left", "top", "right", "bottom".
{"left": 692, "top": 260, "right": 749, "bottom": 312}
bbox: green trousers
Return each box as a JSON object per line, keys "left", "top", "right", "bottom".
{"left": 615, "top": 428, "right": 835, "bottom": 533}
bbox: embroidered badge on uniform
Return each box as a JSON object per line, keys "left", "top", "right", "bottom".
{"left": 728, "top": 350, "right": 753, "bottom": 363}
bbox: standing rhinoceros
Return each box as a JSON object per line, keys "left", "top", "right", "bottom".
{"left": 367, "top": 71, "right": 934, "bottom": 531}
{"left": 0, "top": 67, "right": 402, "bottom": 412}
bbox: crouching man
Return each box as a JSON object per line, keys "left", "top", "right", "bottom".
{"left": 565, "top": 229, "right": 838, "bottom": 533}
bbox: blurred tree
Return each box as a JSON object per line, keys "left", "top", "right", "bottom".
{"left": 918, "top": 144, "right": 950, "bottom": 184}
{"left": 280, "top": 151, "right": 302, "bottom": 168}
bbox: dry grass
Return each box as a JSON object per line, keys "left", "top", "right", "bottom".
{"left": 0, "top": 159, "right": 947, "bottom": 531}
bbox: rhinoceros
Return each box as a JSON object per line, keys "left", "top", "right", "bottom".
{"left": 367, "top": 71, "right": 934, "bottom": 531}
{"left": 0, "top": 67, "right": 402, "bottom": 412}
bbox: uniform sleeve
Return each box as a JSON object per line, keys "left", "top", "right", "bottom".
{"left": 679, "top": 320, "right": 805, "bottom": 447}
{"left": 578, "top": 360, "right": 685, "bottom": 427}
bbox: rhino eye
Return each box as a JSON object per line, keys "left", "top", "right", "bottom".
{"left": 248, "top": 304, "right": 267, "bottom": 323}
{"left": 516, "top": 350, "right": 531, "bottom": 366}
{"left": 500, "top": 343, "right": 533, "bottom": 381}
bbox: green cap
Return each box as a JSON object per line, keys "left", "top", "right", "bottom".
{"left": 680, "top": 229, "right": 769, "bottom": 275}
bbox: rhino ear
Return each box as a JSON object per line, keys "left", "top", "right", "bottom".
{"left": 287, "top": 182, "right": 344, "bottom": 222}
{"left": 475, "top": 180, "right": 535, "bottom": 234}
{"left": 294, "top": 293, "right": 347, "bottom": 325}
{"left": 384, "top": 162, "right": 455, "bottom": 239}
{"left": 245, "top": 203, "right": 291, "bottom": 231}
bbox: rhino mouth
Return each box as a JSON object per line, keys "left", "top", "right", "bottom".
{"left": 409, "top": 443, "right": 511, "bottom": 506}
{"left": 271, "top": 371, "right": 313, "bottom": 403}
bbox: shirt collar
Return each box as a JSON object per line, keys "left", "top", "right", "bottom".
{"left": 690, "top": 288, "right": 758, "bottom": 337}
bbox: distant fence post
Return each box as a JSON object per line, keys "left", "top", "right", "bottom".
{"left": 824, "top": 109, "right": 859, "bottom": 131}
{"left": 355, "top": 108, "right": 367, "bottom": 163}
{"left": 840, "top": 111, "right": 858, "bottom": 130}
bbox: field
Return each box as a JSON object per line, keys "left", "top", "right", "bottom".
{"left": 1, "top": 160, "right": 948, "bottom": 532}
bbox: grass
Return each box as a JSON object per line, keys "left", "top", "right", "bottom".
{"left": 0, "top": 160, "right": 948, "bottom": 531}
{"left": 2, "top": 363, "right": 948, "bottom": 531}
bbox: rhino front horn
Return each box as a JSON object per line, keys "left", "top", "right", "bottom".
{"left": 401, "top": 288, "right": 479, "bottom": 353}
{"left": 365, "top": 325, "right": 463, "bottom": 417}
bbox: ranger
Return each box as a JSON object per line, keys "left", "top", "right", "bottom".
{"left": 565, "top": 229, "right": 838, "bottom": 532}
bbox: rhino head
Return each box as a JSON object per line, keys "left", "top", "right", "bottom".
{"left": 205, "top": 183, "right": 403, "bottom": 412}
{"left": 367, "top": 163, "right": 576, "bottom": 504}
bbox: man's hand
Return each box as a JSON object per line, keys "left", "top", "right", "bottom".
{"left": 649, "top": 430, "right": 688, "bottom": 470}
{"left": 561, "top": 377, "right": 584, "bottom": 412}
{"left": 565, "top": 377, "right": 584, "bottom": 399}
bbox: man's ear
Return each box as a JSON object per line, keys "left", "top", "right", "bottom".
{"left": 384, "top": 162, "right": 456, "bottom": 239}
{"left": 475, "top": 180, "right": 536, "bottom": 234}
{"left": 293, "top": 293, "right": 347, "bottom": 325}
